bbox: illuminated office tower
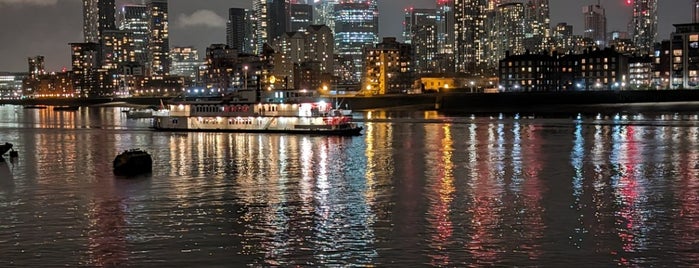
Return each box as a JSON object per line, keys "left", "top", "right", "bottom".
{"left": 493, "top": 2, "right": 525, "bottom": 63}
{"left": 454, "top": 0, "right": 487, "bottom": 74}
{"left": 404, "top": 8, "right": 438, "bottom": 74}
{"left": 290, "top": 3, "right": 313, "bottom": 32}
{"left": 170, "top": 47, "right": 203, "bottom": 85}
{"left": 631, "top": 0, "right": 658, "bottom": 55}
{"left": 524, "top": 0, "right": 550, "bottom": 51}
{"left": 147, "top": 0, "right": 169, "bottom": 76}
{"left": 314, "top": 0, "right": 338, "bottom": 33}
{"left": 334, "top": 0, "right": 379, "bottom": 83}
{"left": 583, "top": 2, "right": 607, "bottom": 47}
{"left": 83, "top": 0, "right": 116, "bottom": 43}
{"left": 119, "top": 5, "right": 149, "bottom": 66}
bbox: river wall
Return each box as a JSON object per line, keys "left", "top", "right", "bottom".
{"left": 4, "top": 90, "right": 699, "bottom": 114}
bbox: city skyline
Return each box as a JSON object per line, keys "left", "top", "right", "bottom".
{"left": 0, "top": 0, "right": 691, "bottom": 72}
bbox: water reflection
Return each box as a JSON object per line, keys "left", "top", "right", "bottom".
{"left": 0, "top": 105, "right": 699, "bottom": 266}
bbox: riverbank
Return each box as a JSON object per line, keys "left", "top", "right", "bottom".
{"left": 3, "top": 90, "right": 699, "bottom": 114}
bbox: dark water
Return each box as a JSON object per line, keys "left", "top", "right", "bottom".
{"left": 1, "top": 106, "right": 698, "bottom": 266}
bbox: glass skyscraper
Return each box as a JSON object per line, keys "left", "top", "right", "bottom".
{"left": 334, "top": 0, "right": 379, "bottom": 83}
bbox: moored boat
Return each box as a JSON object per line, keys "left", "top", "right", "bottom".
{"left": 113, "top": 149, "right": 152, "bottom": 176}
{"left": 53, "top": 105, "right": 80, "bottom": 111}
{"left": 153, "top": 90, "right": 362, "bottom": 136}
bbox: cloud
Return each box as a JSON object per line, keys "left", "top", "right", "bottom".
{"left": 177, "top": 10, "right": 226, "bottom": 28}
{"left": 0, "top": 0, "right": 58, "bottom": 6}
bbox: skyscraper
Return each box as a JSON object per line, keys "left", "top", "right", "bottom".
{"left": 305, "top": 24, "right": 334, "bottom": 74}
{"left": 524, "top": 0, "right": 551, "bottom": 52}
{"left": 334, "top": 0, "right": 378, "bottom": 83}
{"left": 227, "top": 8, "right": 248, "bottom": 52}
{"left": 82, "top": 0, "right": 116, "bottom": 43}
{"left": 252, "top": 0, "right": 269, "bottom": 54}
{"left": 147, "top": 0, "right": 170, "bottom": 76}
{"left": 290, "top": 3, "right": 313, "bottom": 32}
{"left": 493, "top": 2, "right": 525, "bottom": 63}
{"left": 119, "top": 5, "right": 149, "bottom": 67}
{"left": 583, "top": 2, "right": 607, "bottom": 47}
{"left": 268, "top": 0, "right": 290, "bottom": 42}
{"left": 101, "top": 30, "right": 133, "bottom": 69}
{"left": 313, "top": 0, "right": 338, "bottom": 33}
{"left": 632, "top": 0, "right": 658, "bottom": 55}
{"left": 454, "top": 0, "right": 487, "bottom": 74}
{"left": 404, "top": 8, "right": 439, "bottom": 74}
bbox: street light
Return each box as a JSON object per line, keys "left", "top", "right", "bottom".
{"left": 243, "top": 65, "right": 248, "bottom": 90}
{"left": 469, "top": 81, "right": 475, "bottom": 93}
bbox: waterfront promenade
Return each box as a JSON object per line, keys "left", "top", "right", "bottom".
{"left": 3, "top": 90, "right": 699, "bottom": 113}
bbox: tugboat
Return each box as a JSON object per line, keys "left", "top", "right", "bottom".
{"left": 113, "top": 149, "right": 152, "bottom": 176}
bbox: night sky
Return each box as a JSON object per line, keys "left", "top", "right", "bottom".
{"left": 0, "top": 0, "right": 690, "bottom": 72}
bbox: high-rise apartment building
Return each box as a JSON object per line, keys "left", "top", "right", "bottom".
{"left": 305, "top": 24, "right": 334, "bottom": 74}
{"left": 404, "top": 8, "right": 439, "bottom": 74}
{"left": 82, "top": 0, "right": 116, "bottom": 43}
{"left": 70, "top": 42, "right": 101, "bottom": 97}
{"left": 101, "top": 30, "right": 134, "bottom": 69}
{"left": 631, "top": 0, "right": 658, "bottom": 55}
{"left": 454, "top": 0, "right": 487, "bottom": 74}
{"left": 119, "top": 5, "right": 149, "bottom": 67}
{"left": 334, "top": 0, "right": 378, "bottom": 83}
{"left": 363, "top": 37, "right": 412, "bottom": 95}
{"left": 493, "top": 2, "right": 525, "bottom": 65}
{"left": 553, "top": 22, "right": 575, "bottom": 52}
{"left": 28, "top": 56, "right": 45, "bottom": 78}
{"left": 583, "top": 2, "right": 607, "bottom": 47}
{"left": 252, "top": 0, "right": 269, "bottom": 54}
{"left": 227, "top": 8, "right": 248, "bottom": 52}
{"left": 524, "top": 0, "right": 551, "bottom": 52}
{"left": 147, "top": 0, "right": 170, "bottom": 76}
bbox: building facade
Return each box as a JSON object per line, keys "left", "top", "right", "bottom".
{"left": 631, "top": 0, "right": 658, "bottom": 55}
{"left": 290, "top": 3, "right": 313, "bottom": 32}
{"left": 227, "top": 8, "right": 248, "bottom": 52}
{"left": 147, "top": 0, "right": 170, "bottom": 76}
{"left": 119, "top": 4, "right": 149, "bottom": 67}
{"left": 404, "top": 8, "right": 439, "bottom": 75}
{"left": 499, "top": 51, "right": 558, "bottom": 92}
{"left": 670, "top": 23, "right": 699, "bottom": 89}
{"left": 363, "top": 37, "right": 413, "bottom": 95}
{"left": 453, "top": 0, "right": 487, "bottom": 74}
{"left": 334, "top": 0, "right": 379, "bottom": 83}
{"left": 82, "top": 0, "right": 116, "bottom": 43}
{"left": 524, "top": 0, "right": 551, "bottom": 52}
{"left": 170, "top": 47, "right": 203, "bottom": 86}
{"left": 583, "top": 3, "right": 607, "bottom": 47}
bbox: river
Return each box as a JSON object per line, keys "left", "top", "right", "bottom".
{"left": 0, "top": 105, "right": 698, "bottom": 266}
